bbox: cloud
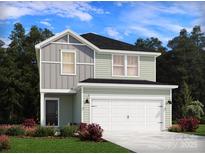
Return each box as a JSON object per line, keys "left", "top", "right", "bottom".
{"left": 0, "top": 37, "right": 11, "bottom": 48}
{"left": 117, "top": 1, "right": 205, "bottom": 44}
{"left": 105, "top": 27, "right": 123, "bottom": 40}
{"left": 0, "top": 2, "right": 107, "bottom": 21}
{"left": 40, "top": 19, "right": 54, "bottom": 29}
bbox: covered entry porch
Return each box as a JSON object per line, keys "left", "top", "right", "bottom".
{"left": 40, "top": 89, "right": 82, "bottom": 127}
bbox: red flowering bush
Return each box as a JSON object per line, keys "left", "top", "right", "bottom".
{"left": 23, "top": 119, "right": 36, "bottom": 128}
{"left": 0, "top": 135, "right": 10, "bottom": 151}
{"left": 79, "top": 123, "right": 88, "bottom": 131}
{"left": 78, "top": 123, "right": 103, "bottom": 142}
{"left": 178, "top": 117, "right": 199, "bottom": 132}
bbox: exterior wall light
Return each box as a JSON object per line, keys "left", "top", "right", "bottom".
{"left": 167, "top": 100, "right": 172, "bottom": 104}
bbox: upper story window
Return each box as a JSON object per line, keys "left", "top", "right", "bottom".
{"left": 61, "top": 50, "right": 76, "bottom": 75}
{"left": 112, "top": 54, "right": 139, "bottom": 77}
{"left": 113, "top": 55, "right": 125, "bottom": 76}
{"left": 127, "top": 56, "right": 139, "bottom": 77}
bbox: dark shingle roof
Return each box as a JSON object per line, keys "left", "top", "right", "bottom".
{"left": 80, "top": 78, "right": 170, "bottom": 85}
{"left": 81, "top": 33, "right": 156, "bottom": 52}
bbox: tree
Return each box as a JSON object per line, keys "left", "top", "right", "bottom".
{"left": 0, "top": 40, "right": 4, "bottom": 47}
{"left": 0, "top": 23, "right": 54, "bottom": 123}
{"left": 181, "top": 81, "right": 193, "bottom": 117}
{"left": 185, "top": 100, "right": 204, "bottom": 119}
{"left": 135, "top": 37, "right": 166, "bottom": 53}
{"left": 157, "top": 26, "right": 205, "bottom": 120}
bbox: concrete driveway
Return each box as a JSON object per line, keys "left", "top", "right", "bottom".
{"left": 103, "top": 131, "right": 205, "bottom": 153}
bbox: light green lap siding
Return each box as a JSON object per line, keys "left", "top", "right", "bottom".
{"left": 95, "top": 53, "right": 156, "bottom": 81}
{"left": 83, "top": 88, "right": 172, "bottom": 129}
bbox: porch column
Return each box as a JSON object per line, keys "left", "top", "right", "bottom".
{"left": 40, "top": 92, "right": 46, "bottom": 126}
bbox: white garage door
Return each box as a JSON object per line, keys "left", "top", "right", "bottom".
{"left": 91, "top": 98, "right": 163, "bottom": 131}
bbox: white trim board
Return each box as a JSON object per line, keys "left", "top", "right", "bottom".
{"left": 41, "top": 61, "right": 94, "bottom": 66}
{"left": 78, "top": 83, "right": 178, "bottom": 89}
{"left": 40, "top": 89, "right": 76, "bottom": 93}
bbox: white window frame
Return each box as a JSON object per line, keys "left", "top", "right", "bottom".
{"left": 126, "top": 55, "right": 140, "bottom": 77}
{"left": 112, "top": 54, "right": 140, "bottom": 77}
{"left": 112, "top": 54, "right": 125, "bottom": 77}
{"left": 61, "top": 49, "right": 76, "bottom": 75}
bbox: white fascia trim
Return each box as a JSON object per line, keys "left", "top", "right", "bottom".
{"left": 35, "top": 29, "right": 161, "bottom": 57}
{"left": 35, "top": 29, "right": 70, "bottom": 49}
{"left": 100, "top": 49, "right": 161, "bottom": 56}
{"left": 40, "top": 89, "right": 76, "bottom": 93}
{"left": 78, "top": 83, "right": 178, "bottom": 89}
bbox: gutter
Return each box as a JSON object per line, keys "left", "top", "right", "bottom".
{"left": 78, "top": 83, "right": 178, "bottom": 89}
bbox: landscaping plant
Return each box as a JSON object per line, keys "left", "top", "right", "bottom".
{"left": 6, "top": 127, "right": 25, "bottom": 136}
{"left": 0, "top": 135, "right": 10, "bottom": 151}
{"left": 168, "top": 124, "right": 182, "bottom": 132}
{"left": 23, "top": 119, "right": 36, "bottom": 128}
{"left": 178, "top": 117, "right": 200, "bottom": 132}
{"left": 34, "top": 127, "right": 55, "bottom": 137}
{"left": 60, "top": 125, "right": 78, "bottom": 137}
{"left": 24, "top": 127, "right": 37, "bottom": 136}
{"left": 185, "top": 100, "right": 204, "bottom": 119}
{"left": 78, "top": 123, "right": 103, "bottom": 142}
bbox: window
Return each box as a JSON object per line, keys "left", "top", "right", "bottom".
{"left": 113, "top": 55, "right": 125, "bottom": 76}
{"left": 112, "top": 54, "right": 139, "bottom": 77}
{"left": 61, "top": 50, "right": 76, "bottom": 75}
{"left": 127, "top": 56, "right": 139, "bottom": 76}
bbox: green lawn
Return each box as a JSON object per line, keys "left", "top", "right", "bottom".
{"left": 186, "top": 124, "right": 205, "bottom": 136}
{"left": 5, "top": 137, "right": 131, "bottom": 153}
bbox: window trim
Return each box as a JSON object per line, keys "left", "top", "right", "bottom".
{"left": 112, "top": 54, "right": 125, "bottom": 77}
{"left": 112, "top": 54, "right": 140, "bottom": 77}
{"left": 61, "top": 49, "right": 76, "bottom": 75}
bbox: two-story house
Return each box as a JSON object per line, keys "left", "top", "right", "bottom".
{"left": 35, "top": 29, "right": 178, "bottom": 131}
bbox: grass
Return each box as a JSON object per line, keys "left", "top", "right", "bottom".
{"left": 186, "top": 124, "right": 205, "bottom": 136}
{"left": 5, "top": 137, "right": 131, "bottom": 153}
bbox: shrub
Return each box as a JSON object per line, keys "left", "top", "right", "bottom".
{"left": 0, "top": 125, "right": 13, "bottom": 136}
{"left": 78, "top": 123, "right": 103, "bottom": 142}
{"left": 34, "top": 127, "right": 54, "bottom": 137}
{"left": 0, "top": 128, "right": 7, "bottom": 135}
{"left": 178, "top": 117, "right": 200, "bottom": 132}
{"left": 60, "top": 125, "right": 78, "bottom": 137}
{"left": 0, "top": 135, "right": 10, "bottom": 150}
{"left": 185, "top": 100, "right": 204, "bottom": 119}
{"left": 6, "top": 127, "right": 25, "bottom": 136}
{"left": 168, "top": 124, "right": 182, "bottom": 132}
{"left": 79, "top": 123, "right": 88, "bottom": 131}
{"left": 24, "top": 127, "right": 37, "bottom": 136}
{"left": 23, "top": 119, "right": 36, "bottom": 128}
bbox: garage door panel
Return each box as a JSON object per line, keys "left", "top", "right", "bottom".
{"left": 91, "top": 98, "right": 163, "bottom": 131}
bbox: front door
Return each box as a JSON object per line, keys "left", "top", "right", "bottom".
{"left": 46, "top": 99, "right": 59, "bottom": 126}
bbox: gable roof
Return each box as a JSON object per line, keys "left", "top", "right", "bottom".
{"left": 81, "top": 33, "right": 156, "bottom": 52}
{"left": 35, "top": 29, "right": 161, "bottom": 56}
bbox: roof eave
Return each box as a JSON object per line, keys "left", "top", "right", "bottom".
{"left": 78, "top": 83, "right": 178, "bottom": 89}
{"left": 35, "top": 29, "right": 161, "bottom": 57}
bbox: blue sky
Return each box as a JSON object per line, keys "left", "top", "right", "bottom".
{"left": 0, "top": 1, "right": 205, "bottom": 47}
